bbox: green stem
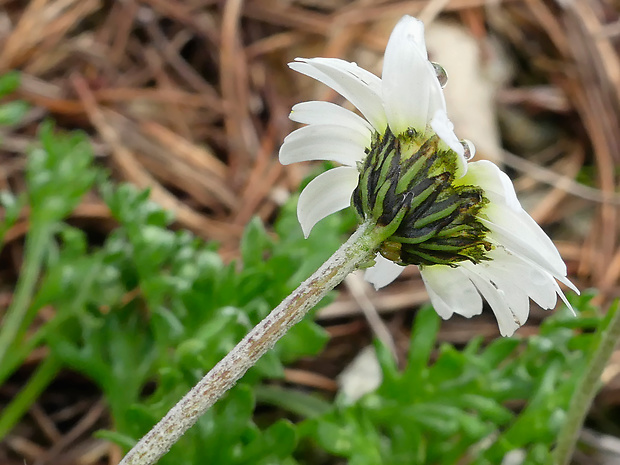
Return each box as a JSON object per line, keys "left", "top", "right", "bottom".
{"left": 119, "top": 221, "right": 382, "bottom": 465}
{"left": 0, "top": 355, "right": 62, "bottom": 439}
{"left": 0, "top": 248, "right": 100, "bottom": 386}
{"left": 0, "top": 320, "right": 52, "bottom": 386}
{"left": 254, "top": 385, "right": 333, "bottom": 419}
{"left": 0, "top": 221, "right": 52, "bottom": 365}
{"left": 553, "top": 302, "right": 620, "bottom": 465}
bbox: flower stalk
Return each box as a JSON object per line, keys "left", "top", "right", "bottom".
{"left": 553, "top": 301, "right": 620, "bottom": 465}
{"left": 119, "top": 220, "right": 382, "bottom": 465}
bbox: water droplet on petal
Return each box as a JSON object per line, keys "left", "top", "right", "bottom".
{"left": 432, "top": 62, "right": 448, "bottom": 88}
{"left": 460, "top": 139, "right": 476, "bottom": 160}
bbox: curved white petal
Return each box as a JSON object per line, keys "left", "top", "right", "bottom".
{"left": 290, "top": 58, "right": 386, "bottom": 131}
{"left": 364, "top": 254, "right": 405, "bottom": 290}
{"left": 393, "top": 16, "right": 428, "bottom": 59}
{"left": 279, "top": 124, "right": 368, "bottom": 167}
{"left": 480, "top": 206, "right": 567, "bottom": 279}
{"left": 558, "top": 275, "right": 580, "bottom": 295}
{"left": 427, "top": 74, "right": 447, "bottom": 121}
{"left": 459, "top": 160, "right": 569, "bottom": 278}
{"left": 461, "top": 256, "right": 530, "bottom": 325}
{"left": 456, "top": 160, "right": 520, "bottom": 209}
{"left": 459, "top": 266, "right": 521, "bottom": 337}
{"left": 297, "top": 166, "right": 359, "bottom": 238}
{"left": 290, "top": 101, "right": 374, "bottom": 135}
{"left": 382, "top": 16, "right": 435, "bottom": 134}
{"left": 490, "top": 239, "right": 578, "bottom": 297}
{"left": 553, "top": 280, "right": 576, "bottom": 315}
{"left": 421, "top": 242, "right": 576, "bottom": 337}
{"left": 459, "top": 240, "right": 578, "bottom": 337}
{"left": 420, "top": 265, "right": 482, "bottom": 319}
{"left": 482, "top": 246, "right": 559, "bottom": 310}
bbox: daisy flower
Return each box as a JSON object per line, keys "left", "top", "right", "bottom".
{"left": 279, "top": 15, "right": 578, "bottom": 336}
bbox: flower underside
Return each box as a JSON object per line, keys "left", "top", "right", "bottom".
{"left": 352, "top": 127, "right": 492, "bottom": 267}
{"left": 280, "top": 15, "right": 578, "bottom": 336}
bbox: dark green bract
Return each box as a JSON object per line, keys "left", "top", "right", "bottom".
{"left": 351, "top": 127, "right": 492, "bottom": 267}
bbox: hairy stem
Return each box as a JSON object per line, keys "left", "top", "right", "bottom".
{"left": 120, "top": 221, "right": 380, "bottom": 465}
{"left": 553, "top": 302, "right": 620, "bottom": 464}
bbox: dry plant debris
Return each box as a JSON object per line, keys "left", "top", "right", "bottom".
{"left": 0, "top": 0, "right": 619, "bottom": 464}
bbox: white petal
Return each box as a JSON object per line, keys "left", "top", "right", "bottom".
{"left": 462, "top": 258, "right": 530, "bottom": 325}
{"left": 279, "top": 124, "right": 368, "bottom": 167}
{"left": 553, "top": 281, "right": 576, "bottom": 315}
{"left": 420, "top": 265, "right": 483, "bottom": 319}
{"left": 427, "top": 74, "right": 447, "bottom": 121}
{"left": 364, "top": 254, "right": 405, "bottom": 289}
{"left": 290, "top": 58, "right": 386, "bottom": 131}
{"left": 558, "top": 275, "right": 580, "bottom": 295}
{"left": 490, "top": 241, "right": 579, "bottom": 299}
{"left": 483, "top": 247, "right": 559, "bottom": 310}
{"left": 460, "top": 160, "right": 568, "bottom": 278}
{"left": 480, "top": 208, "right": 567, "bottom": 278}
{"left": 459, "top": 266, "right": 522, "bottom": 337}
{"left": 483, "top": 240, "right": 578, "bottom": 311}
{"left": 456, "top": 160, "right": 519, "bottom": 209}
{"left": 430, "top": 109, "right": 466, "bottom": 163}
{"left": 290, "top": 101, "right": 374, "bottom": 135}
{"left": 297, "top": 166, "right": 359, "bottom": 238}
{"left": 382, "top": 16, "right": 435, "bottom": 134}
{"left": 392, "top": 15, "right": 428, "bottom": 59}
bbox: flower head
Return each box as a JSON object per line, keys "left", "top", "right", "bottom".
{"left": 279, "top": 15, "right": 578, "bottom": 336}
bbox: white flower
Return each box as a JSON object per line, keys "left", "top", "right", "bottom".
{"left": 279, "top": 15, "right": 578, "bottom": 336}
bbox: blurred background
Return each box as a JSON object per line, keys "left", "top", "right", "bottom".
{"left": 0, "top": 0, "right": 619, "bottom": 464}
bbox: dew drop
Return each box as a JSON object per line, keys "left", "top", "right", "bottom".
{"left": 432, "top": 62, "right": 448, "bottom": 88}
{"left": 460, "top": 139, "right": 476, "bottom": 160}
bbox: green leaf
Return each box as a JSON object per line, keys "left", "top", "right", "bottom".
{"left": 238, "top": 420, "right": 298, "bottom": 463}
{"left": 406, "top": 403, "right": 461, "bottom": 436}
{"left": 0, "top": 71, "right": 21, "bottom": 97}
{"left": 404, "top": 305, "right": 440, "bottom": 385}
{"left": 314, "top": 419, "right": 357, "bottom": 455}
{"left": 279, "top": 318, "right": 329, "bottom": 363}
{"left": 477, "top": 337, "right": 521, "bottom": 368}
{"left": 27, "top": 122, "right": 97, "bottom": 221}
{"left": 0, "top": 191, "right": 23, "bottom": 246}
{"left": 0, "top": 100, "right": 29, "bottom": 125}
{"left": 255, "top": 385, "right": 332, "bottom": 418}
{"left": 101, "top": 182, "right": 173, "bottom": 228}
{"left": 455, "top": 394, "right": 513, "bottom": 424}
{"left": 240, "top": 217, "right": 272, "bottom": 268}
{"left": 94, "top": 430, "right": 137, "bottom": 450}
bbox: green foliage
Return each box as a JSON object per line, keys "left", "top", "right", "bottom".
{"left": 0, "top": 72, "right": 28, "bottom": 126}
{"left": 300, "top": 295, "right": 600, "bottom": 465}
{"left": 0, "top": 73, "right": 353, "bottom": 460}
{"left": 0, "top": 190, "right": 22, "bottom": 245}
{"left": 0, "top": 71, "right": 28, "bottom": 245}
{"left": 0, "top": 71, "right": 21, "bottom": 97}
{"left": 13, "top": 177, "right": 351, "bottom": 462}
{"left": 28, "top": 122, "right": 98, "bottom": 222}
